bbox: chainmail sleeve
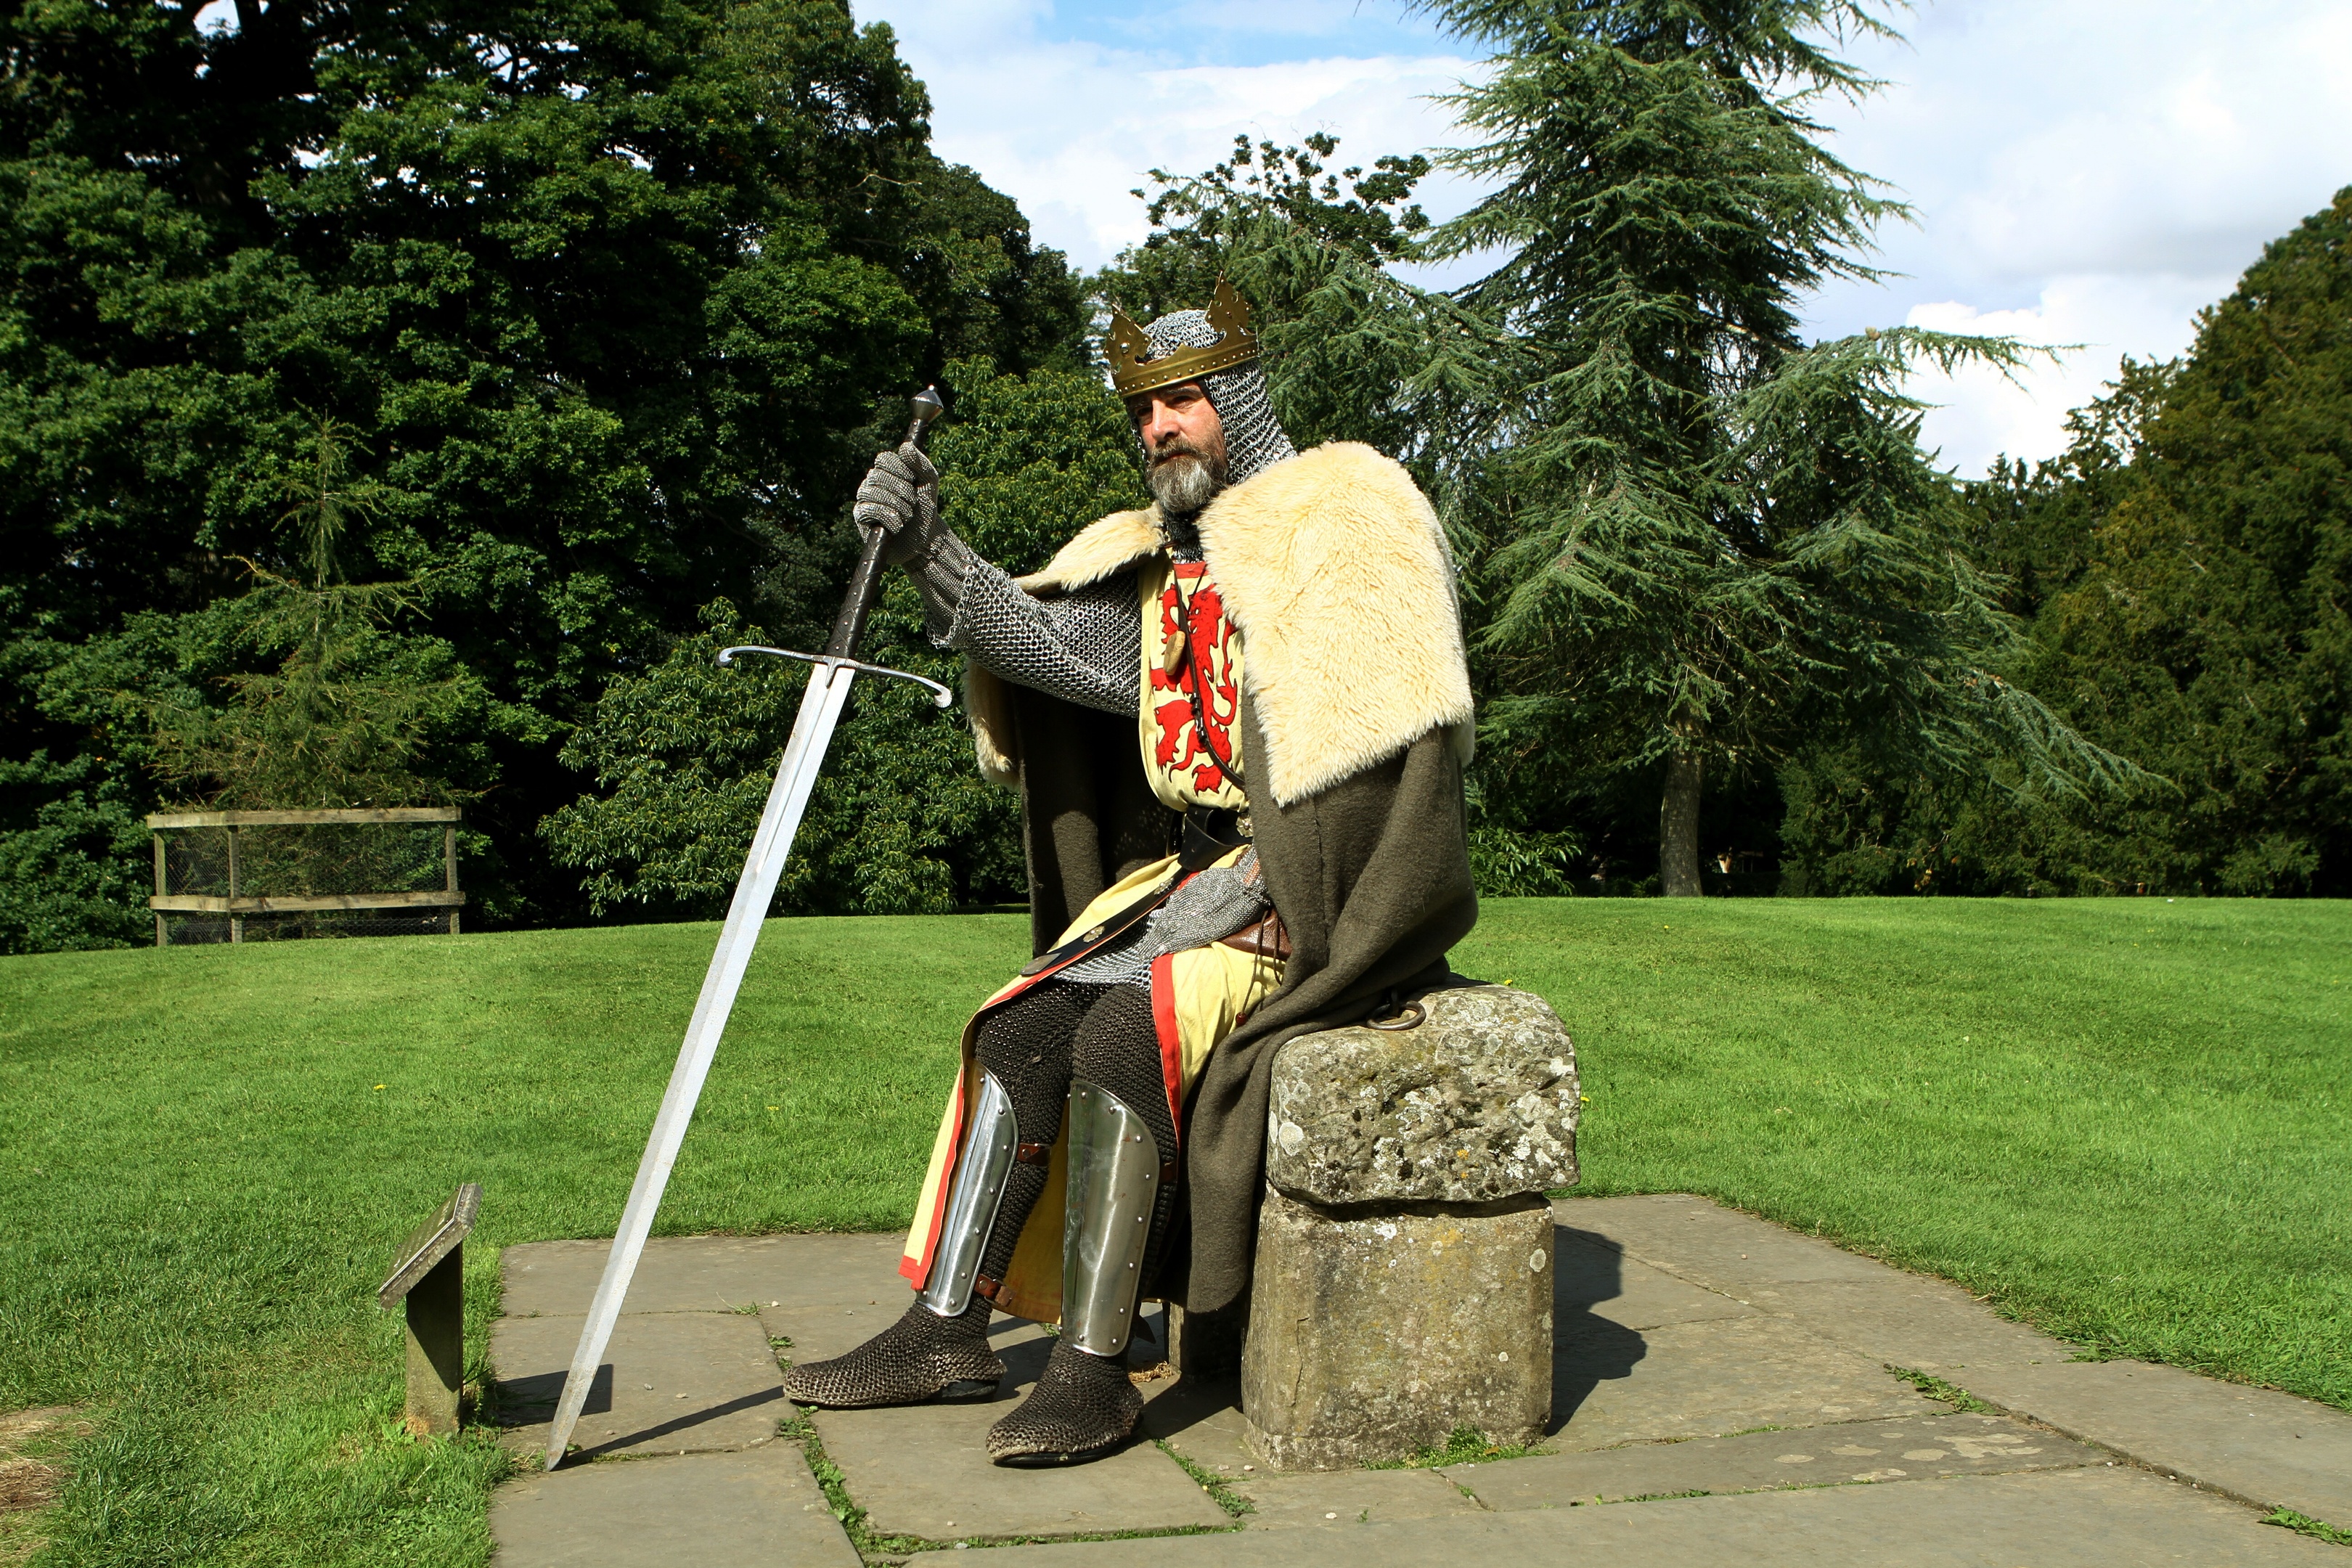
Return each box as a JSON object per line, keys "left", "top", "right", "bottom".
{"left": 934, "top": 555, "right": 1143, "bottom": 718}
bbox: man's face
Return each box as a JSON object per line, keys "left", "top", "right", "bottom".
{"left": 1129, "top": 381, "right": 1228, "bottom": 513}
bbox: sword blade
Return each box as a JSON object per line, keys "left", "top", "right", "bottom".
{"left": 542, "top": 658, "right": 859, "bottom": 1469}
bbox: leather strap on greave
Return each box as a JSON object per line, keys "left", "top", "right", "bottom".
{"left": 1060, "top": 1077, "right": 1165, "bottom": 1358}
{"left": 918, "top": 1071, "right": 1020, "bottom": 1318}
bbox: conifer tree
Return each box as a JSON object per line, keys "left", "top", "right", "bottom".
{"left": 1417, "top": 0, "right": 2130, "bottom": 892}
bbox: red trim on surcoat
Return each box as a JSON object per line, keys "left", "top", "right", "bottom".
{"left": 902, "top": 1067, "right": 968, "bottom": 1287}
{"left": 1150, "top": 952, "right": 1185, "bottom": 1142}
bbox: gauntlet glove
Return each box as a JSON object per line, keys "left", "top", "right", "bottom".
{"left": 853, "top": 442, "right": 957, "bottom": 565}
{"left": 854, "top": 440, "right": 972, "bottom": 632}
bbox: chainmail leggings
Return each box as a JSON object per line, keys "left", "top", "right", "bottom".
{"left": 973, "top": 979, "right": 1177, "bottom": 1295}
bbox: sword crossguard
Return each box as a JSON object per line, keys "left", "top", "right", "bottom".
{"left": 716, "top": 645, "right": 955, "bottom": 709}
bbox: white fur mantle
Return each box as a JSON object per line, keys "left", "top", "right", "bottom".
{"left": 964, "top": 441, "right": 1474, "bottom": 807}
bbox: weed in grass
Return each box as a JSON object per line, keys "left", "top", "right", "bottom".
{"left": 2264, "top": 1509, "right": 2352, "bottom": 1548}
{"left": 1888, "top": 1366, "right": 2001, "bottom": 1415}
{"left": 0, "top": 1407, "right": 89, "bottom": 1567}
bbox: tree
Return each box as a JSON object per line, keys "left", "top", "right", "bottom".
{"left": 136, "top": 417, "right": 486, "bottom": 812}
{"left": 1787, "top": 189, "right": 2352, "bottom": 897}
{"left": 1095, "top": 134, "right": 1527, "bottom": 519}
{"left": 541, "top": 356, "right": 1146, "bottom": 917}
{"left": 1413, "top": 0, "right": 2126, "bottom": 894}
{"left": 0, "top": 0, "right": 1090, "bottom": 945}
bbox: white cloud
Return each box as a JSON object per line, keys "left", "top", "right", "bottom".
{"left": 859, "top": 0, "right": 1481, "bottom": 269}
{"left": 1898, "top": 273, "right": 2230, "bottom": 473}
{"left": 1810, "top": 0, "right": 2352, "bottom": 473}
{"left": 857, "top": 0, "right": 2352, "bottom": 477}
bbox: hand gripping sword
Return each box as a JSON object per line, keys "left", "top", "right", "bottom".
{"left": 542, "top": 386, "right": 952, "bottom": 1469}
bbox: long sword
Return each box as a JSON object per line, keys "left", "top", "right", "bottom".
{"left": 542, "top": 386, "right": 950, "bottom": 1469}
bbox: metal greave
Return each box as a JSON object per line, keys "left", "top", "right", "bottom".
{"left": 918, "top": 1071, "right": 1020, "bottom": 1318}
{"left": 1060, "top": 1077, "right": 1164, "bottom": 1358}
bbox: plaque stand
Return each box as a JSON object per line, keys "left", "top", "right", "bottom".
{"left": 378, "top": 1183, "right": 482, "bottom": 1435}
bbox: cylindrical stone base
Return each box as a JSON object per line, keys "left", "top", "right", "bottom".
{"left": 1240, "top": 1188, "right": 1553, "bottom": 1469}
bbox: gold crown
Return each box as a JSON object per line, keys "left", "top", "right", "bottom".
{"left": 1107, "top": 277, "right": 1261, "bottom": 399}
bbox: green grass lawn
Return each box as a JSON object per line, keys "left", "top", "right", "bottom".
{"left": 1, "top": 898, "right": 2345, "bottom": 1564}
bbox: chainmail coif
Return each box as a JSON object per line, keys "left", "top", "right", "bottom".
{"left": 1139, "top": 310, "right": 1297, "bottom": 486}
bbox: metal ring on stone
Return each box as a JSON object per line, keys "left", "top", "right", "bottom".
{"left": 1365, "top": 1000, "right": 1426, "bottom": 1032}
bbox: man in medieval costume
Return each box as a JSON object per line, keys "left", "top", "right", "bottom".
{"left": 782, "top": 282, "right": 1478, "bottom": 1464}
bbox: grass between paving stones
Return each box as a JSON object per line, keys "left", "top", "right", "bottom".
{"left": 1368, "top": 1421, "right": 1543, "bottom": 1469}
{"left": 1, "top": 897, "right": 2346, "bottom": 1561}
{"left": 2266, "top": 1509, "right": 2352, "bottom": 1548}
{"left": 1153, "top": 1439, "right": 1253, "bottom": 1519}
{"left": 1887, "top": 1368, "right": 2001, "bottom": 1415}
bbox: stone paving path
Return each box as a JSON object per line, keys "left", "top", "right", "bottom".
{"left": 485, "top": 1195, "right": 2352, "bottom": 1565}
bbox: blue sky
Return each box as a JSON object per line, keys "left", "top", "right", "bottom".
{"left": 859, "top": 1, "right": 2352, "bottom": 475}
{"left": 1040, "top": 0, "right": 1448, "bottom": 62}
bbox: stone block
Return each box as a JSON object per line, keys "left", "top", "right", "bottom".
{"left": 1265, "top": 984, "right": 1577, "bottom": 1206}
{"left": 1241, "top": 1189, "right": 1553, "bottom": 1469}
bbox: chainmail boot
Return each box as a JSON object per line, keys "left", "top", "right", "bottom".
{"left": 985, "top": 1338, "right": 1145, "bottom": 1466}
{"left": 784, "top": 984, "right": 1103, "bottom": 1409}
{"left": 988, "top": 987, "right": 1172, "bottom": 1464}
{"left": 782, "top": 1296, "right": 1000, "bottom": 1407}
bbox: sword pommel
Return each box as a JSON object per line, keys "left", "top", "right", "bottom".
{"left": 903, "top": 383, "right": 949, "bottom": 449}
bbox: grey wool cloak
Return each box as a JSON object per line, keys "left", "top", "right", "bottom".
{"left": 963, "top": 440, "right": 1481, "bottom": 1318}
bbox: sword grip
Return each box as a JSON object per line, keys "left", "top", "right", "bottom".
{"left": 825, "top": 385, "right": 949, "bottom": 660}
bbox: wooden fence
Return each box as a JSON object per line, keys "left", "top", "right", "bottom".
{"left": 147, "top": 807, "right": 465, "bottom": 946}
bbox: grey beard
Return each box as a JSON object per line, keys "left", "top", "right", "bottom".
{"left": 1148, "top": 454, "right": 1222, "bottom": 518}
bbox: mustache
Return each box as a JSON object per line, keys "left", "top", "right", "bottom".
{"left": 1148, "top": 437, "right": 1213, "bottom": 468}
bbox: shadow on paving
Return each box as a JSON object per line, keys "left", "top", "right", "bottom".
{"left": 1552, "top": 1225, "right": 1648, "bottom": 1433}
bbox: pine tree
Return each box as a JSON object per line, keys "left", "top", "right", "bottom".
{"left": 142, "top": 418, "right": 483, "bottom": 812}
{"left": 1416, "top": 0, "right": 2129, "bottom": 893}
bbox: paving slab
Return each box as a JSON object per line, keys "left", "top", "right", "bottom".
{"left": 1234, "top": 1466, "right": 1482, "bottom": 1530}
{"left": 783, "top": 1310, "right": 1226, "bottom": 1543}
{"left": 501, "top": 1232, "right": 906, "bottom": 1318}
{"left": 1138, "top": 1374, "right": 1253, "bottom": 1472}
{"left": 1555, "top": 1229, "right": 1755, "bottom": 1331}
{"left": 1442, "top": 1410, "right": 2100, "bottom": 1508}
{"left": 1556, "top": 1312, "right": 1930, "bottom": 1448}
{"left": 1957, "top": 1357, "right": 2352, "bottom": 1527}
{"left": 1551, "top": 1197, "right": 2352, "bottom": 1532}
{"left": 1560, "top": 1193, "right": 1894, "bottom": 1294}
{"left": 966, "top": 1466, "right": 2336, "bottom": 1566}
{"left": 487, "top": 1443, "right": 858, "bottom": 1567}
{"left": 491, "top": 1312, "right": 786, "bottom": 1460}
{"left": 1751, "top": 1275, "right": 2076, "bottom": 1373}
{"left": 807, "top": 1394, "right": 1229, "bottom": 1540}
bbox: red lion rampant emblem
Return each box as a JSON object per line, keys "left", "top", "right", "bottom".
{"left": 1150, "top": 562, "right": 1241, "bottom": 795}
